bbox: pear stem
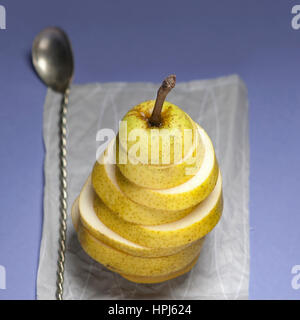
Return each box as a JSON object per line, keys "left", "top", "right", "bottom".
{"left": 148, "top": 74, "right": 176, "bottom": 127}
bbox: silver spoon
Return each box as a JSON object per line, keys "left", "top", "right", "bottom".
{"left": 32, "top": 27, "right": 74, "bottom": 300}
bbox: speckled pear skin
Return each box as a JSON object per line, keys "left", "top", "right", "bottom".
{"left": 120, "top": 100, "right": 195, "bottom": 165}
{"left": 92, "top": 155, "right": 194, "bottom": 226}
{"left": 76, "top": 220, "right": 204, "bottom": 277}
{"left": 93, "top": 177, "right": 223, "bottom": 248}
{"left": 120, "top": 254, "right": 199, "bottom": 284}
{"left": 117, "top": 109, "right": 205, "bottom": 189}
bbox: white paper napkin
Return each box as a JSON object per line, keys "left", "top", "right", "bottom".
{"left": 37, "top": 75, "right": 249, "bottom": 300}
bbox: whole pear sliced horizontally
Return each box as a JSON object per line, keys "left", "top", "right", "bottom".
{"left": 76, "top": 181, "right": 192, "bottom": 257}
{"left": 117, "top": 104, "right": 205, "bottom": 189}
{"left": 116, "top": 124, "right": 219, "bottom": 211}
{"left": 93, "top": 171, "right": 223, "bottom": 248}
{"left": 92, "top": 141, "right": 194, "bottom": 226}
{"left": 120, "top": 254, "right": 199, "bottom": 284}
{"left": 74, "top": 218, "right": 204, "bottom": 278}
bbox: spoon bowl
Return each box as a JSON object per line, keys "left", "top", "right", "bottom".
{"left": 32, "top": 27, "right": 74, "bottom": 93}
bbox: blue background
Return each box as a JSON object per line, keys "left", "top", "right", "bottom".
{"left": 0, "top": 0, "right": 300, "bottom": 299}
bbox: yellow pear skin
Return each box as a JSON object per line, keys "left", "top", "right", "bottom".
{"left": 116, "top": 125, "right": 219, "bottom": 211}
{"left": 120, "top": 254, "right": 199, "bottom": 284}
{"left": 94, "top": 172, "right": 223, "bottom": 248}
{"left": 76, "top": 220, "right": 204, "bottom": 277}
{"left": 92, "top": 145, "right": 194, "bottom": 226}
{"left": 117, "top": 110, "right": 205, "bottom": 189}
{"left": 119, "top": 100, "right": 195, "bottom": 166}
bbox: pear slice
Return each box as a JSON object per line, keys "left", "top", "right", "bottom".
{"left": 120, "top": 254, "right": 199, "bottom": 284}
{"left": 116, "top": 124, "right": 219, "bottom": 211}
{"left": 75, "top": 183, "right": 191, "bottom": 258}
{"left": 117, "top": 114, "right": 205, "bottom": 189}
{"left": 73, "top": 216, "right": 204, "bottom": 278}
{"left": 92, "top": 144, "right": 194, "bottom": 226}
{"left": 94, "top": 171, "right": 223, "bottom": 248}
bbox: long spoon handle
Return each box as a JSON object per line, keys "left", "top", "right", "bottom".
{"left": 56, "top": 87, "right": 70, "bottom": 300}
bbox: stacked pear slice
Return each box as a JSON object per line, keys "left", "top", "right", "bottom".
{"left": 72, "top": 76, "right": 223, "bottom": 284}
